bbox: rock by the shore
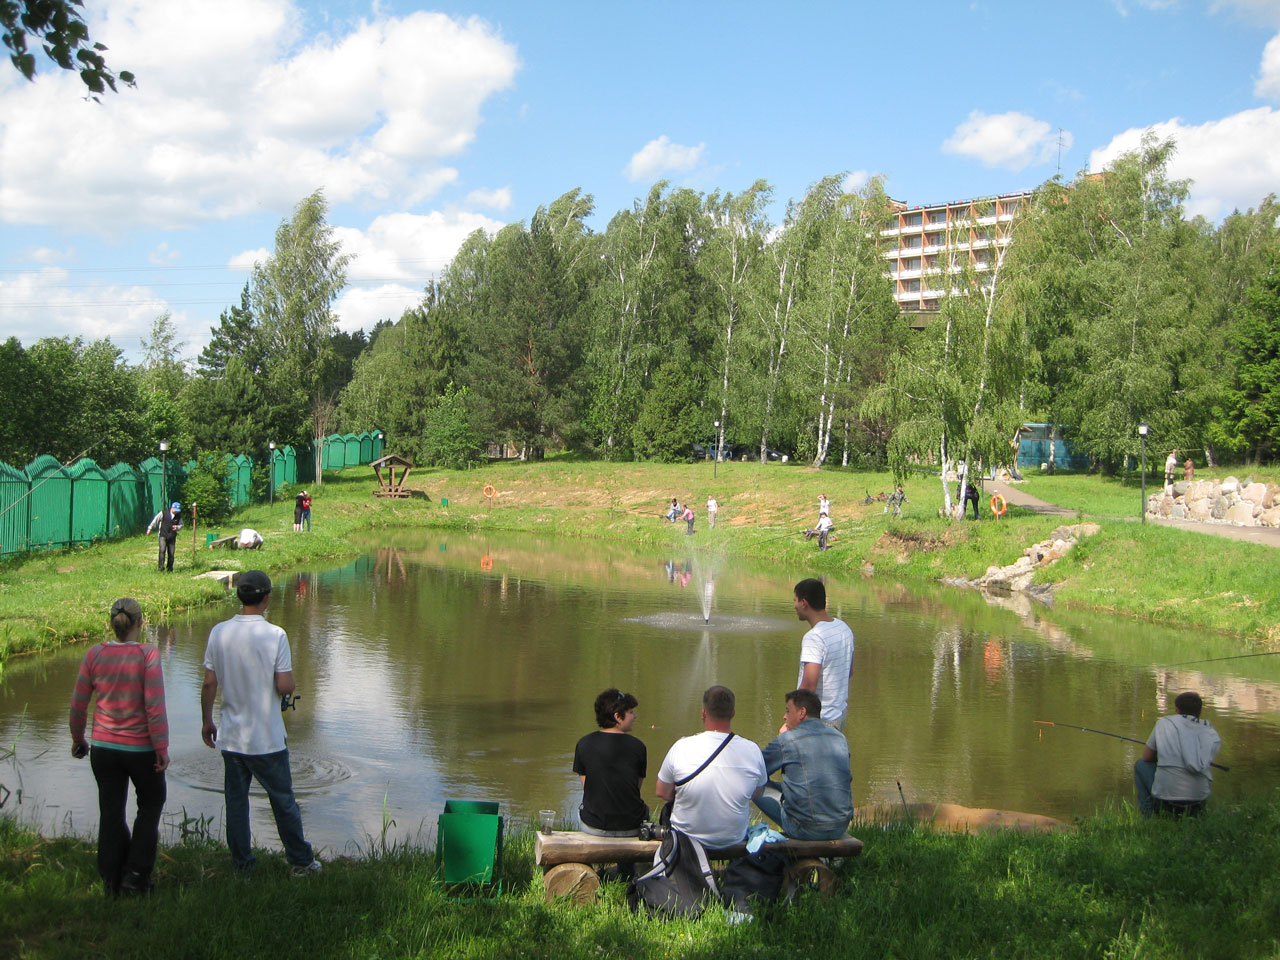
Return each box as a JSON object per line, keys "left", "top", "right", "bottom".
{"left": 948, "top": 522, "right": 1100, "bottom": 601}
{"left": 1148, "top": 475, "right": 1280, "bottom": 528}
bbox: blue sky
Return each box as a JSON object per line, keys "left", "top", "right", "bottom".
{"left": 2, "top": 0, "right": 1278, "bottom": 360}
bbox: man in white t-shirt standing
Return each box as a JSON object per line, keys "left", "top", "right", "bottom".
{"left": 706, "top": 495, "right": 718, "bottom": 529}
{"left": 792, "top": 578, "right": 855, "bottom": 731}
{"left": 655, "top": 686, "right": 767, "bottom": 852}
{"left": 201, "top": 570, "right": 320, "bottom": 877}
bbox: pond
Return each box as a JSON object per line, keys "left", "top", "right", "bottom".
{"left": 3, "top": 529, "right": 1280, "bottom": 856}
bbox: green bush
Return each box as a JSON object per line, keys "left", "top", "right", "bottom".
{"left": 183, "top": 453, "right": 234, "bottom": 524}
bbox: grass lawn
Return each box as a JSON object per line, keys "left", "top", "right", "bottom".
{"left": 3, "top": 801, "right": 1279, "bottom": 960}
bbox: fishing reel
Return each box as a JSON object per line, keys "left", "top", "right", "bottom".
{"left": 280, "top": 693, "right": 302, "bottom": 712}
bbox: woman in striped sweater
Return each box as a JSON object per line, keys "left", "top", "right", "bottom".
{"left": 69, "top": 598, "right": 169, "bottom": 897}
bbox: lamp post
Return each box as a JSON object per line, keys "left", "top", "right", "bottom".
{"left": 268, "top": 441, "right": 276, "bottom": 507}
{"left": 159, "top": 439, "right": 169, "bottom": 514}
{"left": 1138, "top": 423, "right": 1148, "bottom": 524}
{"left": 713, "top": 421, "right": 721, "bottom": 480}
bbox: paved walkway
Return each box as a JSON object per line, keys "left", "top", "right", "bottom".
{"left": 986, "top": 480, "right": 1280, "bottom": 548}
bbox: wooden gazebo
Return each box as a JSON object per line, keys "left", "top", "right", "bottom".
{"left": 370, "top": 453, "right": 413, "bottom": 499}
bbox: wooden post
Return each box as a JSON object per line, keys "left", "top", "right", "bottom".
{"left": 191, "top": 502, "right": 198, "bottom": 565}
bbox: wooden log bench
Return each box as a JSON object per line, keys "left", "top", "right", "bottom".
{"left": 207, "top": 535, "right": 238, "bottom": 549}
{"left": 534, "top": 830, "right": 863, "bottom": 905}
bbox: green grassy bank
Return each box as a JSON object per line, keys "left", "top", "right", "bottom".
{"left": 4, "top": 801, "right": 1279, "bottom": 960}
{"left": 2, "top": 459, "right": 1277, "bottom": 666}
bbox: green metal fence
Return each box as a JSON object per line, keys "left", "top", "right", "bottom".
{"left": 0, "top": 428, "right": 382, "bottom": 556}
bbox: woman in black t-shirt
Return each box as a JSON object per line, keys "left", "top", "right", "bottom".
{"left": 572, "top": 689, "right": 647, "bottom": 836}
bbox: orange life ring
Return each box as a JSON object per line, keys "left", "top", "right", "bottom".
{"left": 990, "top": 493, "right": 1007, "bottom": 516}
{"left": 483, "top": 484, "right": 496, "bottom": 500}
{"left": 480, "top": 555, "right": 493, "bottom": 572}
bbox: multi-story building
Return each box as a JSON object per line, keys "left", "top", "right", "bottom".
{"left": 881, "top": 192, "right": 1032, "bottom": 323}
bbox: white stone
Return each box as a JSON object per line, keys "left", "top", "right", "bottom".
{"left": 1243, "top": 482, "right": 1268, "bottom": 505}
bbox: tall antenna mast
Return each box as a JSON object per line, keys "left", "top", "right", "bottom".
{"left": 1056, "top": 128, "right": 1066, "bottom": 179}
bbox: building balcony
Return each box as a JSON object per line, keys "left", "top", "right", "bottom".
{"left": 894, "top": 269, "right": 922, "bottom": 280}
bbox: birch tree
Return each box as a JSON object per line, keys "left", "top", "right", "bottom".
{"left": 250, "top": 190, "right": 350, "bottom": 484}
{"left": 701, "top": 181, "right": 771, "bottom": 458}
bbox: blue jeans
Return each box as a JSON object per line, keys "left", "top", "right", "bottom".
{"left": 222, "top": 749, "right": 313, "bottom": 870}
{"left": 753, "top": 783, "right": 848, "bottom": 841}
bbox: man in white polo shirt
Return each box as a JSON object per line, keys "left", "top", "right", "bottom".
{"left": 655, "top": 686, "right": 766, "bottom": 852}
{"left": 792, "top": 578, "right": 855, "bottom": 731}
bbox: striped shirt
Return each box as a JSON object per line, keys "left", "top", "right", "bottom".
{"left": 69, "top": 641, "right": 168, "bottom": 752}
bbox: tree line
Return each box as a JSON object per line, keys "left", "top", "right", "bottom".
{"left": 3, "top": 135, "right": 1278, "bottom": 508}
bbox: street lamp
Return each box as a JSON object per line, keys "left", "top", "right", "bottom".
{"left": 159, "top": 440, "right": 169, "bottom": 514}
{"left": 1138, "top": 423, "right": 1149, "bottom": 524}
{"left": 713, "top": 420, "right": 721, "bottom": 480}
{"left": 268, "top": 441, "right": 276, "bottom": 507}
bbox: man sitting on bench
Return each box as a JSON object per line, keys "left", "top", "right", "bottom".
{"left": 655, "top": 686, "right": 766, "bottom": 853}
{"left": 754, "top": 689, "right": 852, "bottom": 840}
{"left": 573, "top": 689, "right": 648, "bottom": 837}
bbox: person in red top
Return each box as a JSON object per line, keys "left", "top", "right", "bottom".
{"left": 69, "top": 598, "right": 169, "bottom": 897}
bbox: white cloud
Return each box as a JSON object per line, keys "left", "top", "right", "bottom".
{"left": 465, "top": 186, "right": 513, "bottom": 210}
{"left": 1089, "top": 108, "right": 1280, "bottom": 219}
{"left": 841, "top": 171, "right": 870, "bottom": 193}
{"left": 0, "top": 267, "right": 183, "bottom": 350}
{"left": 1112, "top": 0, "right": 1179, "bottom": 13}
{"left": 316, "top": 209, "right": 506, "bottom": 330}
{"left": 0, "top": 1, "right": 519, "bottom": 229}
{"left": 228, "top": 248, "right": 271, "bottom": 271}
{"left": 625, "top": 135, "right": 707, "bottom": 182}
{"left": 1257, "top": 33, "right": 1280, "bottom": 100}
{"left": 148, "top": 242, "right": 180, "bottom": 265}
{"left": 942, "top": 110, "right": 1071, "bottom": 171}
{"left": 26, "top": 247, "right": 75, "bottom": 264}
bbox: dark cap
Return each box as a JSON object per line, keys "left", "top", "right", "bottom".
{"left": 236, "top": 570, "right": 273, "bottom": 604}
{"left": 110, "top": 597, "right": 142, "bottom": 624}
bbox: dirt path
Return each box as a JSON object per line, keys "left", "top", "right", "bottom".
{"left": 987, "top": 480, "right": 1280, "bottom": 548}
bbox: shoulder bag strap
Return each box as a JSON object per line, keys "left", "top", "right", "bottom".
{"left": 674, "top": 732, "right": 735, "bottom": 787}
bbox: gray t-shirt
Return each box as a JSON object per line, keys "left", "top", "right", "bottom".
{"left": 1147, "top": 714, "right": 1221, "bottom": 802}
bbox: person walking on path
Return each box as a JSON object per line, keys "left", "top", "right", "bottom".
{"left": 1134, "top": 691, "right": 1221, "bottom": 817}
{"left": 706, "top": 495, "right": 718, "bottom": 529}
{"left": 145, "top": 502, "right": 182, "bottom": 572}
{"left": 792, "top": 578, "right": 855, "bottom": 731}
{"left": 201, "top": 571, "right": 321, "bottom": 877}
{"left": 69, "top": 598, "right": 168, "bottom": 897}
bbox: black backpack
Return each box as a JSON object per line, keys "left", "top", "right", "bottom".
{"left": 720, "top": 847, "right": 788, "bottom": 915}
{"left": 627, "top": 828, "right": 720, "bottom": 918}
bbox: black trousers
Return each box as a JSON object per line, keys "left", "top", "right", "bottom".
{"left": 157, "top": 536, "right": 175, "bottom": 571}
{"left": 90, "top": 746, "right": 166, "bottom": 890}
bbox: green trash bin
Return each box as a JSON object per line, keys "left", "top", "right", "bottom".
{"left": 436, "top": 801, "right": 504, "bottom": 898}
{"left": 205, "top": 533, "right": 217, "bottom": 548}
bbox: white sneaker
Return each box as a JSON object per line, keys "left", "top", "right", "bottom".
{"left": 291, "top": 858, "right": 323, "bottom": 878}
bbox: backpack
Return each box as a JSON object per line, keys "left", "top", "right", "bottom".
{"left": 627, "top": 828, "right": 720, "bottom": 918}
{"left": 720, "top": 847, "right": 789, "bottom": 915}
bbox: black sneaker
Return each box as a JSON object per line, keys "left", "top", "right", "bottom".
{"left": 120, "top": 871, "right": 152, "bottom": 896}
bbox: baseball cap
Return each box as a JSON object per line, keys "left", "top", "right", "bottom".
{"left": 236, "top": 570, "right": 273, "bottom": 604}
{"left": 171, "top": 501, "right": 181, "bottom": 512}
{"left": 110, "top": 597, "right": 143, "bottom": 624}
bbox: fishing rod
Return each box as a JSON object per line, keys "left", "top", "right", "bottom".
{"left": 0, "top": 438, "right": 104, "bottom": 522}
{"left": 1170, "top": 651, "right": 1280, "bottom": 667}
{"left": 1035, "top": 720, "right": 1228, "bottom": 772}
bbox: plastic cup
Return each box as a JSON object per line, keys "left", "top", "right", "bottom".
{"left": 538, "top": 809, "right": 556, "bottom": 834}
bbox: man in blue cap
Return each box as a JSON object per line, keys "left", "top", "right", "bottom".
{"left": 145, "top": 502, "right": 182, "bottom": 572}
